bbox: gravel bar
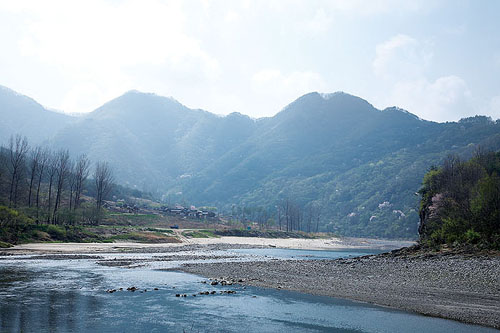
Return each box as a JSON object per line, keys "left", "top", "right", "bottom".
{"left": 180, "top": 253, "right": 500, "bottom": 329}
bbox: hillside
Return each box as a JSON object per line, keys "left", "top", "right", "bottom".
{"left": 48, "top": 91, "right": 258, "bottom": 191}
{"left": 1, "top": 87, "right": 499, "bottom": 238}
{"left": 182, "top": 93, "right": 500, "bottom": 238}
{"left": 0, "top": 85, "right": 75, "bottom": 144}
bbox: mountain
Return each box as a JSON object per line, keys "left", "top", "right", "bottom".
{"left": 49, "top": 90, "right": 258, "bottom": 190}
{"left": 181, "top": 93, "right": 500, "bottom": 237}
{"left": 0, "top": 85, "right": 75, "bottom": 144}
{"left": 1, "top": 86, "right": 499, "bottom": 239}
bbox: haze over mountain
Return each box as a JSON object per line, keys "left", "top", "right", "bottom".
{"left": 1, "top": 85, "right": 499, "bottom": 238}
{"left": 0, "top": 85, "right": 76, "bottom": 144}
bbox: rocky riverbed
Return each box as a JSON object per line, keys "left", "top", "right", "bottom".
{"left": 180, "top": 250, "right": 500, "bottom": 329}
{"left": 3, "top": 239, "right": 498, "bottom": 328}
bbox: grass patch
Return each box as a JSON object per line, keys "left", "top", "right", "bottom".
{"left": 145, "top": 227, "right": 174, "bottom": 234}
{"left": 0, "top": 240, "right": 13, "bottom": 248}
{"left": 103, "top": 213, "right": 168, "bottom": 227}
{"left": 182, "top": 229, "right": 219, "bottom": 238}
{"left": 110, "top": 232, "right": 180, "bottom": 243}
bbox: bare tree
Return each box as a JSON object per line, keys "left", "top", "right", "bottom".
{"left": 46, "top": 153, "right": 58, "bottom": 223}
{"left": 289, "top": 202, "right": 302, "bottom": 231}
{"left": 52, "top": 150, "right": 71, "bottom": 224}
{"left": 306, "top": 202, "right": 322, "bottom": 233}
{"left": 8, "top": 135, "right": 29, "bottom": 207}
{"left": 28, "top": 146, "right": 43, "bottom": 207}
{"left": 94, "top": 161, "right": 114, "bottom": 224}
{"left": 0, "top": 146, "right": 6, "bottom": 191}
{"left": 35, "top": 148, "right": 49, "bottom": 221}
{"left": 68, "top": 164, "right": 76, "bottom": 212}
{"left": 314, "top": 203, "right": 322, "bottom": 233}
{"left": 307, "top": 204, "right": 313, "bottom": 233}
{"left": 279, "top": 198, "right": 290, "bottom": 232}
{"left": 73, "top": 154, "right": 90, "bottom": 210}
{"left": 277, "top": 205, "right": 282, "bottom": 231}
{"left": 297, "top": 205, "right": 303, "bottom": 231}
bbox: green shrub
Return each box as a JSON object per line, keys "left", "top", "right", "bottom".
{"left": 0, "top": 240, "right": 13, "bottom": 248}
{"left": 46, "top": 225, "right": 67, "bottom": 240}
{"left": 464, "top": 229, "right": 481, "bottom": 244}
{"left": 0, "top": 206, "right": 34, "bottom": 244}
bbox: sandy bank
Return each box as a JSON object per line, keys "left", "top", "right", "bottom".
{"left": 2, "top": 236, "right": 413, "bottom": 254}
{"left": 185, "top": 236, "right": 413, "bottom": 250}
{"left": 1, "top": 242, "right": 185, "bottom": 254}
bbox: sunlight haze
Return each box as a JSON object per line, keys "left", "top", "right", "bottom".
{"left": 0, "top": 0, "right": 499, "bottom": 122}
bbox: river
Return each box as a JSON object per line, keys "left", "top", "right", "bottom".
{"left": 0, "top": 248, "right": 496, "bottom": 332}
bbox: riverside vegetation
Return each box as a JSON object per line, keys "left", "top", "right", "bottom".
{"left": 0, "top": 134, "right": 115, "bottom": 246}
{"left": 0, "top": 133, "right": 323, "bottom": 246}
{"left": 418, "top": 150, "right": 500, "bottom": 249}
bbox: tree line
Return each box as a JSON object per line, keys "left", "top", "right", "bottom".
{"left": 418, "top": 148, "right": 500, "bottom": 248}
{"left": 228, "top": 198, "right": 322, "bottom": 233}
{"left": 275, "top": 198, "right": 322, "bottom": 233}
{"left": 0, "top": 134, "right": 114, "bottom": 226}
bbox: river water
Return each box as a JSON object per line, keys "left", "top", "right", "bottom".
{"left": 0, "top": 248, "right": 496, "bottom": 332}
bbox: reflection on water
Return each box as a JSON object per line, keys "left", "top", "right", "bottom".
{"left": 0, "top": 263, "right": 105, "bottom": 332}
{"left": 0, "top": 250, "right": 496, "bottom": 333}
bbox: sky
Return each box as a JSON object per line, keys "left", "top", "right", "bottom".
{"left": 0, "top": 0, "right": 499, "bottom": 122}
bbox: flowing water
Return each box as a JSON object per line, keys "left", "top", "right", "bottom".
{"left": 0, "top": 248, "right": 496, "bottom": 332}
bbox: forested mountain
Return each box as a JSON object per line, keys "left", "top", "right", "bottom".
{"left": 1, "top": 87, "right": 499, "bottom": 239}
{"left": 0, "top": 85, "right": 75, "bottom": 144}
{"left": 49, "top": 91, "right": 257, "bottom": 190}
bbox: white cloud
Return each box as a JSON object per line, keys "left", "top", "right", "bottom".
{"left": 390, "top": 76, "right": 474, "bottom": 122}
{"left": 302, "top": 8, "right": 332, "bottom": 35}
{"left": 322, "top": 0, "right": 429, "bottom": 17}
{"left": 373, "top": 34, "right": 476, "bottom": 122}
{"left": 373, "top": 34, "right": 432, "bottom": 80}
{"left": 0, "top": 0, "right": 497, "bottom": 122}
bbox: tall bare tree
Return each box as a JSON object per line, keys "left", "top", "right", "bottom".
{"left": 0, "top": 146, "right": 6, "bottom": 192}
{"left": 68, "top": 164, "right": 76, "bottom": 212}
{"left": 279, "top": 198, "right": 291, "bottom": 232}
{"left": 52, "top": 150, "right": 70, "bottom": 224}
{"left": 94, "top": 161, "right": 114, "bottom": 224}
{"left": 28, "top": 146, "right": 42, "bottom": 207}
{"left": 35, "top": 148, "right": 50, "bottom": 221}
{"left": 306, "top": 202, "right": 322, "bottom": 233}
{"left": 46, "top": 153, "right": 58, "bottom": 223}
{"left": 73, "top": 154, "right": 90, "bottom": 210}
{"left": 8, "top": 135, "right": 29, "bottom": 207}
{"left": 277, "top": 205, "right": 282, "bottom": 231}
{"left": 307, "top": 204, "right": 313, "bottom": 233}
{"left": 314, "top": 203, "right": 322, "bottom": 233}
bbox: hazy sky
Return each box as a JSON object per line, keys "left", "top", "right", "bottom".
{"left": 1, "top": 0, "right": 499, "bottom": 122}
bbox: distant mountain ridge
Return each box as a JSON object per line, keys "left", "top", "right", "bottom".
{"left": 1, "top": 85, "right": 499, "bottom": 238}
{"left": 0, "top": 85, "right": 76, "bottom": 144}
